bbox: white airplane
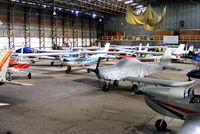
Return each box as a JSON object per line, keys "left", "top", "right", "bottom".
{"left": 15, "top": 43, "right": 119, "bottom": 73}
{"left": 0, "top": 50, "right": 33, "bottom": 86}
{"left": 88, "top": 48, "right": 195, "bottom": 92}
{"left": 141, "top": 83, "right": 200, "bottom": 134}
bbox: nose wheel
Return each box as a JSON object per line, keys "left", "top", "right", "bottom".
{"left": 6, "top": 72, "right": 12, "bottom": 81}
{"left": 65, "top": 66, "right": 72, "bottom": 74}
{"left": 27, "top": 73, "right": 32, "bottom": 79}
{"left": 113, "top": 80, "right": 119, "bottom": 87}
{"left": 155, "top": 119, "right": 167, "bottom": 131}
{"left": 51, "top": 61, "right": 54, "bottom": 66}
{"left": 102, "top": 84, "right": 110, "bottom": 92}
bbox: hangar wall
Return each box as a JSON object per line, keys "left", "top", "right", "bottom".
{"left": 103, "top": 0, "right": 200, "bottom": 46}
{"left": 0, "top": 2, "right": 103, "bottom": 49}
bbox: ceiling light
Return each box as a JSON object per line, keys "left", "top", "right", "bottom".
{"left": 124, "top": 0, "right": 133, "bottom": 4}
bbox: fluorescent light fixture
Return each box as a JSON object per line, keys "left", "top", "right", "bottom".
{"left": 131, "top": 3, "right": 138, "bottom": 6}
{"left": 75, "top": 11, "right": 79, "bottom": 16}
{"left": 53, "top": 10, "right": 56, "bottom": 16}
{"left": 71, "top": 9, "right": 74, "bottom": 13}
{"left": 42, "top": 5, "right": 47, "bottom": 8}
{"left": 92, "top": 13, "right": 97, "bottom": 19}
{"left": 124, "top": 0, "right": 133, "bottom": 4}
{"left": 136, "top": 5, "right": 144, "bottom": 8}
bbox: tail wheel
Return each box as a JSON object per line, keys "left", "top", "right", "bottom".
{"left": 102, "top": 84, "right": 110, "bottom": 92}
{"left": 155, "top": 119, "right": 167, "bottom": 131}
{"left": 65, "top": 66, "right": 72, "bottom": 74}
{"left": 113, "top": 80, "right": 119, "bottom": 87}
{"left": 27, "top": 73, "right": 32, "bottom": 79}
{"left": 132, "top": 84, "right": 138, "bottom": 93}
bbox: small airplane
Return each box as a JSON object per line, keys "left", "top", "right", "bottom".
{"left": 0, "top": 49, "right": 32, "bottom": 86}
{"left": 88, "top": 48, "right": 195, "bottom": 92}
{"left": 141, "top": 83, "right": 200, "bottom": 134}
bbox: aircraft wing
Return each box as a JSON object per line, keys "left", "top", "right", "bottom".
{"left": 2, "top": 81, "right": 33, "bottom": 86}
{"left": 124, "top": 76, "right": 196, "bottom": 87}
{"left": 177, "top": 116, "right": 200, "bottom": 134}
{"left": 136, "top": 51, "right": 164, "bottom": 55}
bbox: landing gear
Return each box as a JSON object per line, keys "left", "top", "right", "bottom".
{"left": 27, "top": 73, "right": 32, "bottom": 79}
{"left": 87, "top": 69, "right": 91, "bottom": 73}
{"left": 132, "top": 84, "right": 138, "bottom": 93}
{"left": 102, "top": 84, "right": 110, "bottom": 92}
{"left": 65, "top": 66, "right": 72, "bottom": 74}
{"left": 60, "top": 63, "right": 64, "bottom": 68}
{"left": 113, "top": 80, "right": 119, "bottom": 87}
{"left": 6, "top": 72, "right": 12, "bottom": 81}
{"left": 155, "top": 119, "right": 167, "bottom": 131}
{"left": 51, "top": 61, "right": 54, "bottom": 66}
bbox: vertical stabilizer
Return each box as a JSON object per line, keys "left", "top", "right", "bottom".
{"left": 174, "top": 44, "right": 185, "bottom": 55}
{"left": 0, "top": 50, "right": 12, "bottom": 81}
{"left": 103, "top": 43, "right": 110, "bottom": 52}
{"left": 144, "top": 43, "right": 149, "bottom": 52}
{"left": 138, "top": 43, "right": 142, "bottom": 51}
{"left": 160, "top": 48, "right": 171, "bottom": 65}
{"left": 187, "top": 45, "right": 194, "bottom": 52}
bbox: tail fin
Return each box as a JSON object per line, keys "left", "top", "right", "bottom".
{"left": 103, "top": 43, "right": 110, "bottom": 52}
{"left": 160, "top": 48, "right": 171, "bottom": 65}
{"left": 0, "top": 50, "right": 12, "bottom": 81}
{"left": 144, "top": 43, "right": 149, "bottom": 52}
{"left": 187, "top": 45, "right": 194, "bottom": 52}
{"left": 174, "top": 44, "right": 185, "bottom": 55}
{"left": 138, "top": 43, "right": 142, "bottom": 51}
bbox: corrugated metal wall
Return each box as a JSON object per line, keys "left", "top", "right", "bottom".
{"left": 104, "top": 0, "right": 200, "bottom": 35}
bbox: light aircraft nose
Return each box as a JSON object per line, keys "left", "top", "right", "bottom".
{"left": 143, "top": 87, "right": 171, "bottom": 99}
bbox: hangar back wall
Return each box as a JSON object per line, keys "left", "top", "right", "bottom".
{"left": 103, "top": 0, "right": 200, "bottom": 46}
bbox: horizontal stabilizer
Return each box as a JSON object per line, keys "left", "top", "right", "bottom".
{"left": 2, "top": 81, "right": 33, "bottom": 86}
{"left": 124, "top": 76, "right": 196, "bottom": 87}
{"left": 0, "top": 102, "right": 10, "bottom": 106}
{"left": 162, "top": 65, "right": 182, "bottom": 71}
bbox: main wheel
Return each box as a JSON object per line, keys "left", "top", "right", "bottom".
{"left": 132, "top": 84, "right": 138, "bottom": 93}
{"left": 155, "top": 119, "right": 167, "bottom": 131}
{"left": 60, "top": 63, "right": 64, "bottom": 68}
{"left": 113, "top": 80, "right": 119, "bottom": 87}
{"left": 87, "top": 69, "right": 91, "bottom": 73}
{"left": 65, "top": 66, "right": 72, "bottom": 74}
{"left": 27, "top": 73, "right": 32, "bottom": 79}
{"left": 6, "top": 72, "right": 12, "bottom": 81}
{"left": 51, "top": 62, "right": 54, "bottom": 66}
{"left": 102, "top": 84, "right": 109, "bottom": 92}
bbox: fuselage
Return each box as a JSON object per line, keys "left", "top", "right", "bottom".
{"left": 144, "top": 87, "right": 200, "bottom": 120}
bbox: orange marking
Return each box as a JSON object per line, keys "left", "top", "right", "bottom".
{"left": 0, "top": 50, "right": 12, "bottom": 71}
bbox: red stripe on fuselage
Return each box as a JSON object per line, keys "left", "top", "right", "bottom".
{"left": 152, "top": 97, "right": 200, "bottom": 114}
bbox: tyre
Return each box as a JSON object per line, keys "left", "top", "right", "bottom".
{"left": 65, "top": 66, "right": 72, "bottom": 74}
{"left": 132, "top": 84, "right": 138, "bottom": 93}
{"left": 51, "top": 62, "right": 54, "bottom": 66}
{"left": 87, "top": 69, "right": 91, "bottom": 73}
{"left": 6, "top": 72, "right": 12, "bottom": 81}
{"left": 27, "top": 73, "right": 32, "bottom": 79}
{"left": 113, "top": 80, "right": 119, "bottom": 87}
{"left": 102, "top": 84, "right": 109, "bottom": 92}
{"left": 155, "top": 119, "right": 167, "bottom": 131}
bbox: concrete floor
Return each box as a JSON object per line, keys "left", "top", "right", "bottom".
{"left": 0, "top": 60, "right": 197, "bottom": 134}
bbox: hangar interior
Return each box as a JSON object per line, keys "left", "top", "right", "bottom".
{"left": 0, "top": 0, "right": 200, "bottom": 134}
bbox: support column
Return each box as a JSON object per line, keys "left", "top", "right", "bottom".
{"left": 51, "top": 13, "right": 57, "bottom": 49}
{"left": 39, "top": 9, "right": 45, "bottom": 49}
{"left": 24, "top": 7, "right": 31, "bottom": 47}
{"left": 7, "top": 4, "right": 15, "bottom": 49}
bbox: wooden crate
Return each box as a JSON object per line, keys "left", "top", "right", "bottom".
{"left": 154, "top": 30, "right": 174, "bottom": 35}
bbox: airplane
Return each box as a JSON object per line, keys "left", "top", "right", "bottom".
{"left": 0, "top": 49, "right": 32, "bottom": 86}
{"left": 88, "top": 48, "right": 196, "bottom": 92}
{"left": 15, "top": 43, "right": 119, "bottom": 73}
{"left": 140, "top": 83, "right": 200, "bottom": 134}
